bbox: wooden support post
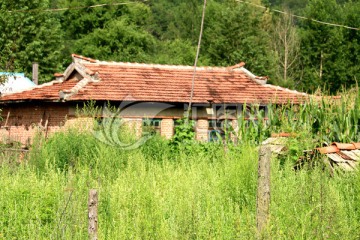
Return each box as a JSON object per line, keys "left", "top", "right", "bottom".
{"left": 4, "top": 111, "right": 10, "bottom": 127}
{"left": 88, "top": 189, "right": 98, "bottom": 240}
{"left": 256, "top": 144, "right": 271, "bottom": 235}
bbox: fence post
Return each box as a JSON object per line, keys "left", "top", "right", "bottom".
{"left": 256, "top": 144, "right": 271, "bottom": 236}
{"left": 88, "top": 189, "right": 98, "bottom": 240}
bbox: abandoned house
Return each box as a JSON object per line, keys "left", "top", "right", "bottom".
{"left": 0, "top": 54, "right": 310, "bottom": 145}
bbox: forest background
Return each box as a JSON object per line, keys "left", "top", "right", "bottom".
{"left": 0, "top": 0, "right": 359, "bottom": 94}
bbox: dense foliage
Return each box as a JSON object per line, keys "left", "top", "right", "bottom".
{"left": 0, "top": 0, "right": 358, "bottom": 91}
{"left": 0, "top": 0, "right": 64, "bottom": 83}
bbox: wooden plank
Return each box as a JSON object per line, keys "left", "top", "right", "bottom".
{"left": 351, "top": 150, "right": 360, "bottom": 159}
{"left": 4, "top": 111, "right": 10, "bottom": 127}
{"left": 341, "top": 151, "right": 360, "bottom": 161}
{"left": 338, "top": 151, "right": 353, "bottom": 160}
{"left": 344, "top": 160, "right": 357, "bottom": 169}
{"left": 327, "top": 153, "right": 345, "bottom": 163}
{"left": 337, "top": 162, "right": 354, "bottom": 171}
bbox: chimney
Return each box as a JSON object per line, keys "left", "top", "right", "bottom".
{"left": 32, "top": 62, "right": 38, "bottom": 85}
{"left": 54, "top": 73, "right": 64, "bottom": 81}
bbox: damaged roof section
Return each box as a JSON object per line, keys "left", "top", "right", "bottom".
{"left": 316, "top": 142, "right": 360, "bottom": 171}
{"left": 297, "top": 142, "right": 360, "bottom": 172}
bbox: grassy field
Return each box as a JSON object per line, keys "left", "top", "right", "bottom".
{"left": 1, "top": 130, "right": 360, "bottom": 239}
{"left": 1, "top": 92, "right": 360, "bottom": 239}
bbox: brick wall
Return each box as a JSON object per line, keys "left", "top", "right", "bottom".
{"left": 0, "top": 103, "right": 71, "bottom": 146}
{"left": 160, "top": 119, "right": 174, "bottom": 139}
{"left": 196, "top": 119, "right": 209, "bottom": 141}
{"left": 122, "top": 118, "right": 142, "bottom": 137}
{"left": 63, "top": 117, "right": 95, "bottom": 132}
{"left": 0, "top": 102, "right": 212, "bottom": 145}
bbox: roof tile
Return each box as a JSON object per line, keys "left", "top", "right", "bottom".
{"left": 332, "top": 142, "right": 356, "bottom": 150}
{"left": 0, "top": 55, "right": 310, "bottom": 104}
{"left": 315, "top": 142, "right": 360, "bottom": 171}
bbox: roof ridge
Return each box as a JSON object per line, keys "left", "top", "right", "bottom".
{"left": 87, "top": 61, "right": 241, "bottom": 71}
{"left": 59, "top": 76, "right": 98, "bottom": 100}
{"left": 73, "top": 54, "right": 247, "bottom": 71}
{"left": 263, "top": 84, "right": 308, "bottom": 96}
{"left": 238, "top": 67, "right": 269, "bottom": 85}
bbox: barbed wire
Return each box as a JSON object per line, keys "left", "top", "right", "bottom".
{"left": 6, "top": 1, "right": 146, "bottom": 13}
{"left": 4, "top": 0, "right": 359, "bottom": 31}
{"left": 235, "top": 0, "right": 359, "bottom": 31}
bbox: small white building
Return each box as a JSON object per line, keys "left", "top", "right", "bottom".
{"left": 0, "top": 73, "right": 36, "bottom": 94}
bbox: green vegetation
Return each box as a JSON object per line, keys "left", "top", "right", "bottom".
{"left": 0, "top": 0, "right": 359, "bottom": 91}
{"left": 0, "top": 0, "right": 64, "bottom": 83}
{"left": 1, "top": 93, "right": 360, "bottom": 239}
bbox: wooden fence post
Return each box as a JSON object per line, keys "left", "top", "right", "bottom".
{"left": 256, "top": 144, "right": 271, "bottom": 235}
{"left": 88, "top": 189, "right": 98, "bottom": 240}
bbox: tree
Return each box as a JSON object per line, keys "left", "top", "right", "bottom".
{"left": 201, "top": 1, "right": 276, "bottom": 77}
{"left": 0, "top": 0, "right": 64, "bottom": 83}
{"left": 271, "top": 10, "right": 300, "bottom": 87}
{"left": 152, "top": 39, "right": 196, "bottom": 65}
{"left": 297, "top": 0, "right": 349, "bottom": 93}
{"left": 269, "top": 0, "right": 308, "bottom": 11}
{"left": 147, "top": 0, "right": 202, "bottom": 42}
{"left": 342, "top": 1, "right": 360, "bottom": 87}
{"left": 60, "top": 1, "right": 158, "bottom": 63}
{"left": 72, "top": 17, "right": 156, "bottom": 63}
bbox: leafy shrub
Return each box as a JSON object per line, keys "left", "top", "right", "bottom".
{"left": 29, "top": 129, "right": 98, "bottom": 173}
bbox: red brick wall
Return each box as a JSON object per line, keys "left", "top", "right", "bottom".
{"left": 0, "top": 102, "right": 212, "bottom": 145}
{"left": 122, "top": 118, "right": 143, "bottom": 137}
{"left": 161, "top": 119, "right": 174, "bottom": 139}
{"left": 196, "top": 119, "right": 209, "bottom": 141}
{"left": 0, "top": 103, "right": 72, "bottom": 146}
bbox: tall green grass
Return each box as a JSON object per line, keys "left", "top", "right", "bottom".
{"left": 1, "top": 131, "right": 259, "bottom": 239}
{"left": 1, "top": 130, "right": 360, "bottom": 239}
{"left": 1, "top": 91, "right": 360, "bottom": 239}
{"left": 233, "top": 89, "right": 360, "bottom": 151}
{"left": 267, "top": 89, "right": 360, "bottom": 143}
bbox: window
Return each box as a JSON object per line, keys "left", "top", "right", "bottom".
{"left": 208, "top": 119, "right": 232, "bottom": 142}
{"left": 142, "top": 118, "right": 161, "bottom": 134}
{"left": 213, "top": 105, "right": 238, "bottom": 119}
{"left": 208, "top": 129, "right": 224, "bottom": 142}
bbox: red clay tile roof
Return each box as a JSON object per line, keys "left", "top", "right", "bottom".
{"left": 317, "top": 142, "right": 360, "bottom": 154}
{"left": 0, "top": 78, "right": 79, "bottom": 102}
{"left": 0, "top": 54, "right": 309, "bottom": 104}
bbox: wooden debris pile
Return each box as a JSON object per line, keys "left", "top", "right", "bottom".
{"left": 297, "top": 142, "right": 360, "bottom": 171}
{"left": 316, "top": 142, "right": 360, "bottom": 171}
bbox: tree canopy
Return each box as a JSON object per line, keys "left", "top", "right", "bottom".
{"left": 0, "top": 0, "right": 358, "bottom": 93}
{"left": 0, "top": 0, "right": 64, "bottom": 83}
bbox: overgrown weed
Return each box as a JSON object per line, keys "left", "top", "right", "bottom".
{"left": 1, "top": 91, "right": 360, "bottom": 239}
